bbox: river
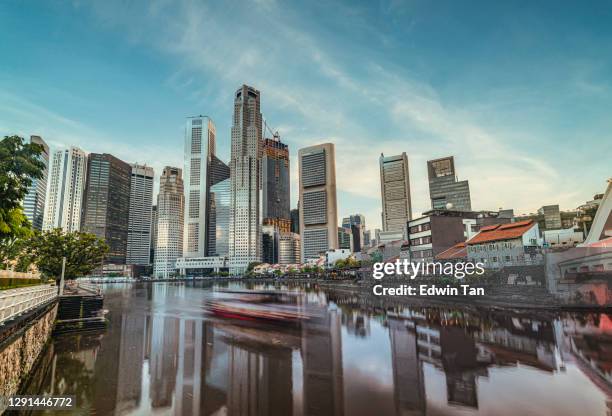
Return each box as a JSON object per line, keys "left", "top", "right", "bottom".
{"left": 18, "top": 281, "right": 612, "bottom": 416}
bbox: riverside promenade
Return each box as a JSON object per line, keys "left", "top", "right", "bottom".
{"left": 0, "top": 279, "right": 105, "bottom": 414}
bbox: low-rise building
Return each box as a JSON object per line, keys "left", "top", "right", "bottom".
{"left": 325, "top": 249, "right": 352, "bottom": 268}
{"left": 435, "top": 242, "right": 468, "bottom": 263}
{"left": 543, "top": 228, "right": 584, "bottom": 248}
{"left": 466, "top": 220, "right": 542, "bottom": 269}
{"left": 175, "top": 256, "right": 228, "bottom": 276}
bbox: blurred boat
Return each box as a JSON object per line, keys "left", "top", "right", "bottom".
{"left": 206, "top": 290, "right": 312, "bottom": 324}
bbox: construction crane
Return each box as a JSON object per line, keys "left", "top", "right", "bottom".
{"left": 263, "top": 117, "right": 280, "bottom": 141}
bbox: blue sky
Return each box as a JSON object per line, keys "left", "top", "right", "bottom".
{"left": 1, "top": 0, "right": 611, "bottom": 230}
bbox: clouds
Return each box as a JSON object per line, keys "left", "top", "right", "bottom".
{"left": 2, "top": 0, "right": 610, "bottom": 229}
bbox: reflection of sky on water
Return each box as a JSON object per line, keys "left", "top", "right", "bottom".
{"left": 20, "top": 282, "right": 612, "bottom": 416}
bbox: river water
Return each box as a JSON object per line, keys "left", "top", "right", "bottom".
{"left": 20, "top": 281, "right": 612, "bottom": 416}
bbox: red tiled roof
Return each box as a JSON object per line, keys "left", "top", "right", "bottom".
{"left": 435, "top": 242, "right": 467, "bottom": 260}
{"left": 467, "top": 220, "right": 535, "bottom": 245}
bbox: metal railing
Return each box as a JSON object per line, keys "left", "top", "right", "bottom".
{"left": 77, "top": 281, "right": 101, "bottom": 295}
{"left": 0, "top": 284, "right": 57, "bottom": 325}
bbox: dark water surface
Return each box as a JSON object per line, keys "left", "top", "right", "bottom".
{"left": 21, "top": 282, "right": 612, "bottom": 416}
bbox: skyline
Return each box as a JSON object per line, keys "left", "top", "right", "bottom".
{"left": 2, "top": 1, "right": 612, "bottom": 230}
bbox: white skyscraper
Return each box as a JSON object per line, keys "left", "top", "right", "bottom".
{"left": 229, "top": 85, "right": 263, "bottom": 274}
{"left": 43, "top": 146, "right": 87, "bottom": 232}
{"left": 127, "top": 164, "right": 154, "bottom": 266}
{"left": 23, "top": 135, "right": 49, "bottom": 231}
{"left": 154, "top": 167, "right": 184, "bottom": 278}
{"left": 183, "top": 116, "right": 216, "bottom": 258}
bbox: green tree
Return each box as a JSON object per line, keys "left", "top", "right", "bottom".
{"left": 0, "top": 135, "right": 44, "bottom": 267}
{"left": 334, "top": 259, "right": 346, "bottom": 269}
{"left": 24, "top": 229, "right": 109, "bottom": 280}
{"left": 0, "top": 210, "right": 33, "bottom": 269}
{"left": 0, "top": 135, "right": 44, "bottom": 212}
{"left": 246, "top": 262, "right": 262, "bottom": 273}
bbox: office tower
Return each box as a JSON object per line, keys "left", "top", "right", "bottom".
{"left": 380, "top": 153, "right": 412, "bottom": 235}
{"left": 81, "top": 153, "right": 132, "bottom": 265}
{"left": 23, "top": 135, "right": 49, "bottom": 230}
{"left": 262, "top": 224, "right": 279, "bottom": 264}
{"left": 127, "top": 164, "right": 154, "bottom": 266}
{"left": 184, "top": 116, "right": 216, "bottom": 258}
{"left": 150, "top": 205, "right": 158, "bottom": 264}
{"left": 299, "top": 143, "right": 338, "bottom": 261}
{"left": 208, "top": 176, "right": 230, "bottom": 257}
{"left": 262, "top": 135, "right": 290, "bottom": 220}
{"left": 363, "top": 229, "right": 371, "bottom": 247}
{"left": 229, "top": 85, "right": 263, "bottom": 274}
{"left": 338, "top": 227, "right": 351, "bottom": 250}
{"left": 290, "top": 207, "right": 300, "bottom": 234}
{"left": 43, "top": 146, "right": 88, "bottom": 232}
{"left": 154, "top": 167, "right": 184, "bottom": 278}
{"left": 427, "top": 156, "right": 471, "bottom": 212}
{"left": 341, "top": 214, "right": 365, "bottom": 230}
{"left": 350, "top": 224, "right": 363, "bottom": 252}
{"left": 342, "top": 213, "right": 365, "bottom": 252}
{"left": 278, "top": 232, "right": 300, "bottom": 264}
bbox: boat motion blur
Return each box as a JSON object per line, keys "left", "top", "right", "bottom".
{"left": 205, "top": 289, "right": 314, "bottom": 324}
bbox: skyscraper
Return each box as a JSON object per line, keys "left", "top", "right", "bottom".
{"left": 127, "top": 164, "right": 154, "bottom": 266}
{"left": 206, "top": 155, "right": 230, "bottom": 257}
{"left": 150, "top": 205, "right": 158, "bottom": 264}
{"left": 43, "top": 146, "right": 88, "bottom": 232}
{"left": 262, "top": 135, "right": 290, "bottom": 221}
{"left": 290, "top": 207, "right": 300, "bottom": 234}
{"left": 427, "top": 156, "right": 471, "bottom": 212}
{"left": 380, "top": 153, "right": 412, "bottom": 235}
{"left": 278, "top": 232, "right": 300, "bottom": 265}
{"left": 208, "top": 176, "right": 230, "bottom": 257}
{"left": 81, "top": 153, "right": 132, "bottom": 265}
{"left": 299, "top": 143, "right": 338, "bottom": 261}
{"left": 23, "top": 135, "right": 49, "bottom": 231}
{"left": 183, "top": 116, "right": 216, "bottom": 258}
{"left": 229, "top": 85, "right": 263, "bottom": 274}
{"left": 154, "top": 167, "right": 184, "bottom": 278}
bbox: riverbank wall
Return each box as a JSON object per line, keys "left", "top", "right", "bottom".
{"left": 0, "top": 300, "right": 57, "bottom": 413}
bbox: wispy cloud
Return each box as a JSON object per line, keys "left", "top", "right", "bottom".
{"left": 3, "top": 0, "right": 609, "bottom": 229}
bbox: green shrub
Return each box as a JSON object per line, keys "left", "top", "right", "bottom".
{"left": 0, "top": 277, "right": 44, "bottom": 290}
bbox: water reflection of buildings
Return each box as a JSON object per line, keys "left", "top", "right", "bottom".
{"left": 34, "top": 284, "right": 612, "bottom": 416}
{"left": 387, "top": 310, "right": 563, "bottom": 414}
{"left": 302, "top": 308, "right": 344, "bottom": 416}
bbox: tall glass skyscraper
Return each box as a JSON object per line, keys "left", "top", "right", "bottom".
{"left": 229, "top": 85, "right": 263, "bottom": 274}
{"left": 43, "top": 146, "right": 88, "bottom": 232}
{"left": 127, "top": 164, "right": 154, "bottom": 266}
{"left": 262, "top": 135, "right": 290, "bottom": 221}
{"left": 81, "top": 153, "right": 132, "bottom": 265}
{"left": 207, "top": 173, "right": 230, "bottom": 257}
{"left": 23, "top": 135, "right": 49, "bottom": 231}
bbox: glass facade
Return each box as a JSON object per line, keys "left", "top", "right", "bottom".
{"left": 23, "top": 136, "right": 49, "bottom": 231}
{"left": 81, "top": 153, "right": 132, "bottom": 265}
{"left": 208, "top": 178, "right": 230, "bottom": 257}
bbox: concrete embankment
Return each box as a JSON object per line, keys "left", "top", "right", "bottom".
{"left": 0, "top": 300, "right": 58, "bottom": 413}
